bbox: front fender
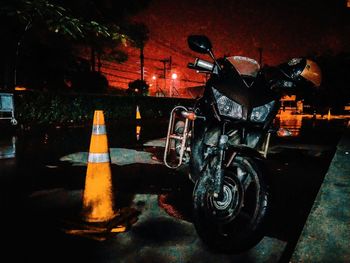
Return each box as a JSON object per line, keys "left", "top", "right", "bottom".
{"left": 225, "top": 145, "right": 272, "bottom": 186}
{"left": 226, "top": 144, "right": 264, "bottom": 160}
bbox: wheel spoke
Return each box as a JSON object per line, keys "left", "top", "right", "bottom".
{"left": 236, "top": 167, "right": 252, "bottom": 191}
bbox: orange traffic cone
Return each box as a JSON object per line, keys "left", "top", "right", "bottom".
{"left": 327, "top": 108, "right": 331, "bottom": 121}
{"left": 136, "top": 105, "right": 141, "bottom": 120}
{"left": 136, "top": 125, "right": 141, "bottom": 141}
{"left": 82, "top": 110, "right": 117, "bottom": 222}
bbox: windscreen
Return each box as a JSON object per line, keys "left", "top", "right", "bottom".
{"left": 226, "top": 56, "right": 260, "bottom": 77}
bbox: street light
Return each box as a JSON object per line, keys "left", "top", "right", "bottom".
{"left": 170, "top": 73, "right": 178, "bottom": 97}
{"left": 152, "top": 75, "right": 164, "bottom": 97}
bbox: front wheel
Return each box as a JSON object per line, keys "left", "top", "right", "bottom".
{"left": 192, "top": 156, "right": 269, "bottom": 253}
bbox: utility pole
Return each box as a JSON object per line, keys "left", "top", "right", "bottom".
{"left": 160, "top": 59, "right": 167, "bottom": 94}
{"left": 169, "top": 56, "right": 172, "bottom": 73}
{"left": 159, "top": 56, "right": 171, "bottom": 96}
{"left": 168, "top": 56, "right": 172, "bottom": 97}
{"left": 140, "top": 44, "right": 144, "bottom": 81}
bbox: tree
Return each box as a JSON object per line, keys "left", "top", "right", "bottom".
{"left": 58, "top": 0, "right": 150, "bottom": 74}
{"left": 122, "top": 22, "right": 149, "bottom": 81}
{"left": 0, "top": 0, "right": 126, "bottom": 89}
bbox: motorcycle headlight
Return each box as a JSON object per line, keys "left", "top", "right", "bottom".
{"left": 250, "top": 100, "right": 275, "bottom": 122}
{"left": 212, "top": 87, "right": 243, "bottom": 119}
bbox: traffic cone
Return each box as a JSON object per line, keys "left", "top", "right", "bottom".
{"left": 136, "top": 125, "right": 141, "bottom": 141}
{"left": 82, "top": 110, "right": 117, "bottom": 222}
{"left": 327, "top": 108, "right": 331, "bottom": 120}
{"left": 136, "top": 105, "right": 141, "bottom": 120}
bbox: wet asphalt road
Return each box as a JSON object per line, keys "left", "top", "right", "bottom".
{"left": 0, "top": 117, "right": 348, "bottom": 262}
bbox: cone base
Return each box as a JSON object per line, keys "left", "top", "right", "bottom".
{"left": 83, "top": 211, "right": 119, "bottom": 223}
{"left": 82, "top": 162, "right": 115, "bottom": 222}
{"left": 62, "top": 207, "right": 139, "bottom": 241}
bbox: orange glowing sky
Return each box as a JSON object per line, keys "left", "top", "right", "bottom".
{"left": 101, "top": 0, "right": 350, "bottom": 96}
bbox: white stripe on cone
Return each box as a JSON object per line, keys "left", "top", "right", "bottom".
{"left": 88, "top": 152, "right": 110, "bottom": 163}
{"left": 92, "top": 124, "right": 107, "bottom": 135}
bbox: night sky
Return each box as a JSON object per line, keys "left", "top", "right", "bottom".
{"left": 104, "top": 0, "right": 350, "bottom": 94}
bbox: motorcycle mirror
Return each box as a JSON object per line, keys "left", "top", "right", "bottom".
{"left": 187, "top": 35, "right": 213, "bottom": 54}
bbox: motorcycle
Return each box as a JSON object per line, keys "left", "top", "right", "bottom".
{"left": 163, "top": 35, "right": 321, "bottom": 252}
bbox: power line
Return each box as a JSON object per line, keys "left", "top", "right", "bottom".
{"left": 109, "top": 80, "right": 129, "bottom": 84}
{"left": 102, "top": 64, "right": 144, "bottom": 76}
{"left": 180, "top": 78, "right": 205, "bottom": 84}
{"left": 102, "top": 60, "right": 140, "bottom": 70}
{"left": 103, "top": 61, "right": 204, "bottom": 84}
{"left": 101, "top": 71, "right": 135, "bottom": 81}
{"left": 128, "top": 54, "right": 162, "bottom": 62}
{"left": 98, "top": 41, "right": 204, "bottom": 87}
{"left": 149, "top": 35, "right": 196, "bottom": 59}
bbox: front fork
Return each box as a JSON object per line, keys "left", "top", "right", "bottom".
{"left": 213, "top": 134, "right": 228, "bottom": 199}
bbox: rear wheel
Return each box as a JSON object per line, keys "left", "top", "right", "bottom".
{"left": 192, "top": 156, "right": 269, "bottom": 253}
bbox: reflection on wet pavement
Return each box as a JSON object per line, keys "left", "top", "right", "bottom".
{"left": 60, "top": 148, "right": 162, "bottom": 166}
{"left": 277, "top": 111, "right": 303, "bottom": 136}
{"left": 0, "top": 136, "right": 16, "bottom": 159}
{"left": 0, "top": 117, "right": 348, "bottom": 262}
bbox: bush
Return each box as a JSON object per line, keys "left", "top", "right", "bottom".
{"left": 13, "top": 91, "right": 194, "bottom": 127}
{"left": 127, "top": 79, "right": 149, "bottom": 96}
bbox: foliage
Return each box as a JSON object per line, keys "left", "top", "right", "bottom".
{"left": 0, "top": 0, "right": 126, "bottom": 41}
{"left": 71, "top": 71, "right": 108, "bottom": 93}
{"left": 122, "top": 22, "right": 149, "bottom": 48}
{"left": 13, "top": 91, "right": 194, "bottom": 126}
{"left": 0, "top": 0, "right": 149, "bottom": 91}
{"left": 101, "top": 49, "right": 128, "bottom": 63}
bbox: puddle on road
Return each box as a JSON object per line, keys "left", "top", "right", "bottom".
{"left": 276, "top": 111, "right": 303, "bottom": 136}
{"left": 143, "top": 138, "right": 166, "bottom": 148}
{"left": 0, "top": 136, "right": 16, "bottom": 159}
{"left": 60, "top": 148, "right": 162, "bottom": 166}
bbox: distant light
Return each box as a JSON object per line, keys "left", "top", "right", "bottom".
{"left": 15, "top": 86, "right": 27, "bottom": 91}
{"left": 171, "top": 73, "right": 177, "bottom": 80}
{"left": 152, "top": 75, "right": 156, "bottom": 80}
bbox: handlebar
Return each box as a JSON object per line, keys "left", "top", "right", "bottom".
{"left": 187, "top": 62, "right": 197, "bottom": 69}
{"left": 187, "top": 58, "right": 217, "bottom": 74}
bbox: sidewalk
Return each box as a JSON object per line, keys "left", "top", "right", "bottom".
{"left": 291, "top": 121, "right": 350, "bottom": 262}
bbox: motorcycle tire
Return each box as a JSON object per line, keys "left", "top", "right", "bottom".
{"left": 192, "top": 156, "right": 269, "bottom": 253}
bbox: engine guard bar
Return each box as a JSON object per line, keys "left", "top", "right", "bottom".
{"left": 163, "top": 106, "right": 196, "bottom": 169}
